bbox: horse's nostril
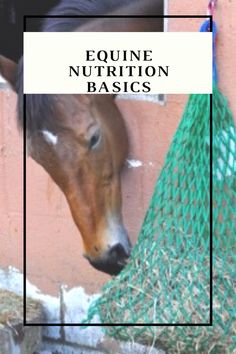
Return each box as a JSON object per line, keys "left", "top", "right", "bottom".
{"left": 109, "top": 243, "right": 129, "bottom": 261}
{"left": 87, "top": 243, "right": 131, "bottom": 276}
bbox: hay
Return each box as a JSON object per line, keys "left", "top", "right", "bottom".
{"left": 0, "top": 289, "right": 43, "bottom": 327}
{"left": 97, "top": 256, "right": 235, "bottom": 354}
{"left": 94, "top": 249, "right": 235, "bottom": 353}
{"left": 85, "top": 85, "right": 236, "bottom": 354}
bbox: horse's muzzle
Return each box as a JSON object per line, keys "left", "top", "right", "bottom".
{"left": 87, "top": 243, "right": 131, "bottom": 275}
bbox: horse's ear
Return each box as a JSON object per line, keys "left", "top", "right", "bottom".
{"left": 0, "top": 55, "right": 18, "bottom": 91}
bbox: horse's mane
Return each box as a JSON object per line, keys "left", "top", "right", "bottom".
{"left": 42, "top": 0, "right": 130, "bottom": 32}
{"left": 15, "top": 57, "right": 54, "bottom": 134}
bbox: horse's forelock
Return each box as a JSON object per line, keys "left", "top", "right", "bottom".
{"left": 16, "top": 58, "right": 55, "bottom": 135}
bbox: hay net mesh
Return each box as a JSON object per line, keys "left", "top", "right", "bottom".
{"left": 85, "top": 83, "right": 236, "bottom": 352}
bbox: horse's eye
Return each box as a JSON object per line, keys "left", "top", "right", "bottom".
{"left": 89, "top": 132, "right": 101, "bottom": 149}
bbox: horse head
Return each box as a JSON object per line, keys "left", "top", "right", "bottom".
{"left": 0, "top": 0, "right": 163, "bottom": 276}
{"left": 0, "top": 55, "right": 131, "bottom": 275}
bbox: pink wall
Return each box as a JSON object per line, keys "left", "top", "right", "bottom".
{"left": 1, "top": 0, "right": 236, "bottom": 296}
{"left": 0, "top": 91, "right": 23, "bottom": 271}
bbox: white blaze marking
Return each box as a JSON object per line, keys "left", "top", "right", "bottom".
{"left": 42, "top": 130, "right": 58, "bottom": 145}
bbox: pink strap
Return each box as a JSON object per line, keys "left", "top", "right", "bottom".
{"left": 207, "top": 0, "right": 217, "bottom": 16}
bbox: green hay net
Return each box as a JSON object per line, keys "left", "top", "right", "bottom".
{"left": 85, "top": 23, "right": 236, "bottom": 353}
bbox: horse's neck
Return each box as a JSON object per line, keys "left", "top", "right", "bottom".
{"left": 76, "top": 0, "right": 163, "bottom": 32}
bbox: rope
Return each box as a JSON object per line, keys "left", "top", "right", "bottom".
{"left": 200, "top": 20, "right": 217, "bottom": 83}
{"left": 200, "top": 0, "right": 218, "bottom": 83}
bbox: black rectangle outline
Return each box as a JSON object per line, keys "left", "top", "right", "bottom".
{"left": 23, "top": 14, "right": 213, "bottom": 327}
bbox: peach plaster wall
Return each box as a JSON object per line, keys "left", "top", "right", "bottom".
{"left": 0, "top": 0, "right": 236, "bottom": 296}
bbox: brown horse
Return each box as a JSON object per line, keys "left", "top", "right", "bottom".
{"left": 0, "top": 0, "right": 163, "bottom": 275}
